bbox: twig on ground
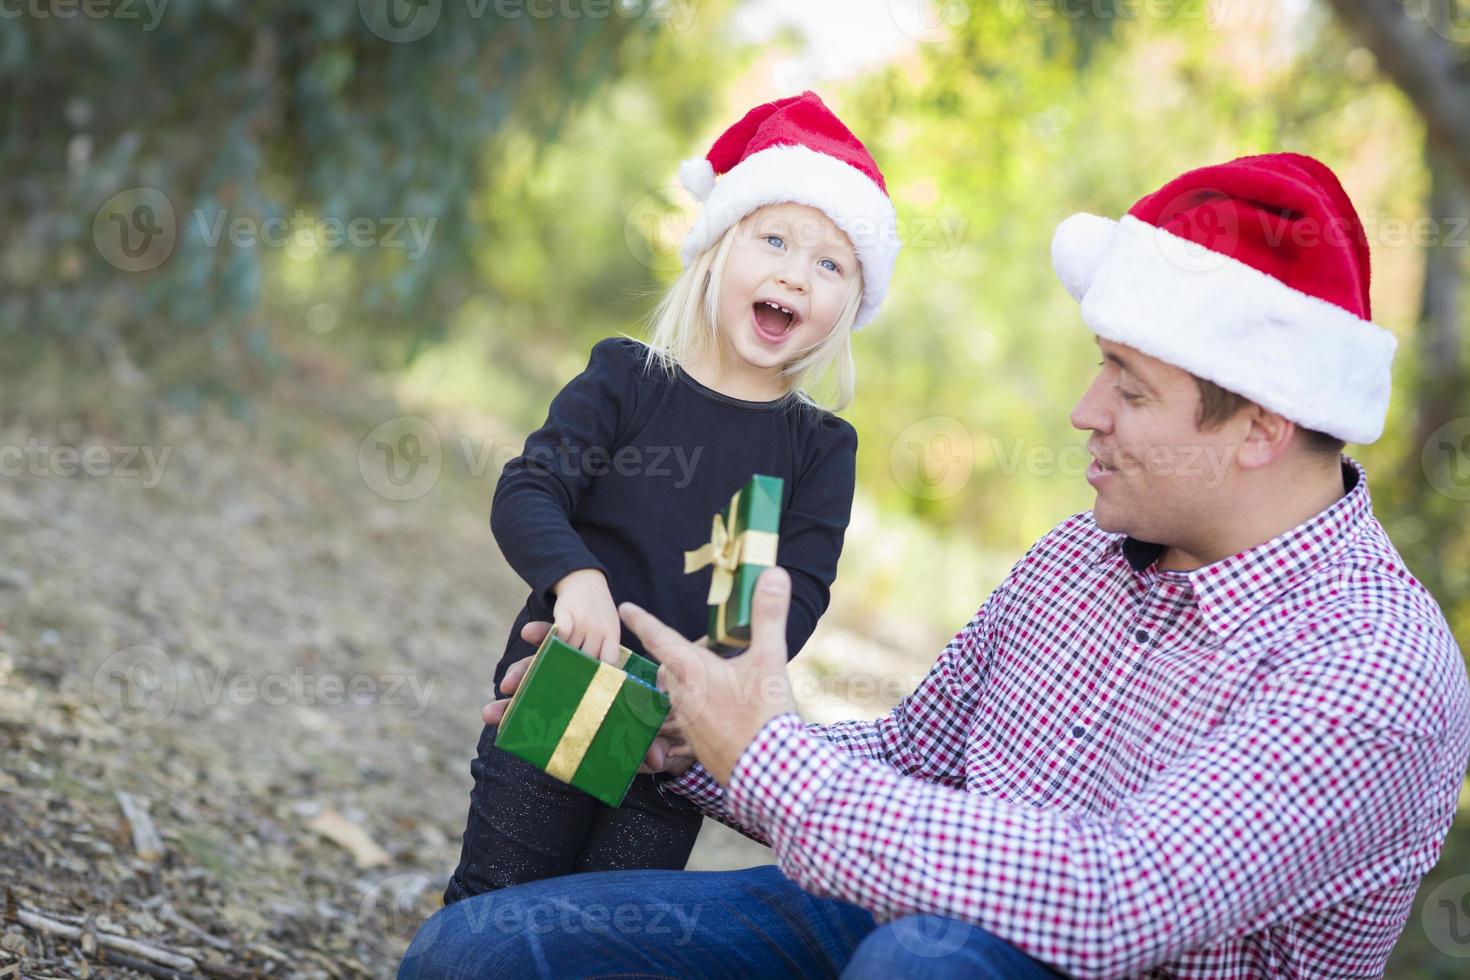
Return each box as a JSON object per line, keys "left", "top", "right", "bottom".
{"left": 17, "top": 907, "right": 198, "bottom": 974}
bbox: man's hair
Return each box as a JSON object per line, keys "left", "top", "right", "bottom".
{"left": 1193, "top": 377, "right": 1345, "bottom": 457}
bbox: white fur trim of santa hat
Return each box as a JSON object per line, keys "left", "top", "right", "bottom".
{"left": 1052, "top": 213, "right": 1397, "bottom": 444}
{"left": 679, "top": 144, "right": 900, "bottom": 331}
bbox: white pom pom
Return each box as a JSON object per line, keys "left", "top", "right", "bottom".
{"left": 679, "top": 157, "right": 717, "bottom": 201}
{"left": 1051, "top": 213, "right": 1117, "bottom": 301}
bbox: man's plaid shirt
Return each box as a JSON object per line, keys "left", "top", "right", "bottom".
{"left": 665, "top": 459, "right": 1470, "bottom": 978}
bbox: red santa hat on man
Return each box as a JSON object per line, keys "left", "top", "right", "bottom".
{"left": 1051, "top": 153, "right": 1396, "bottom": 444}
{"left": 678, "top": 91, "right": 900, "bottom": 330}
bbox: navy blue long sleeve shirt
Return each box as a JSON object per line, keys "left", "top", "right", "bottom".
{"left": 490, "top": 337, "right": 857, "bottom": 691}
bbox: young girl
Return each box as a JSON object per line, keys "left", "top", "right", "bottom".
{"left": 444, "top": 91, "right": 901, "bottom": 902}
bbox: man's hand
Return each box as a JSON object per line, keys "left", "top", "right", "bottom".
{"left": 641, "top": 715, "right": 697, "bottom": 777}
{"left": 480, "top": 622, "right": 544, "bottom": 728}
{"left": 480, "top": 620, "right": 698, "bottom": 777}
{"left": 619, "top": 567, "right": 798, "bottom": 786}
{"left": 552, "top": 568, "right": 623, "bottom": 663}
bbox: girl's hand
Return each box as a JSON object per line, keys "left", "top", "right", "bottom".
{"left": 552, "top": 568, "right": 623, "bottom": 663}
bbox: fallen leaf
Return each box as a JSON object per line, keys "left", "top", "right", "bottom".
{"left": 305, "top": 810, "right": 389, "bottom": 869}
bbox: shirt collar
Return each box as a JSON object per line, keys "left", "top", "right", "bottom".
{"left": 1097, "top": 457, "right": 1372, "bottom": 638}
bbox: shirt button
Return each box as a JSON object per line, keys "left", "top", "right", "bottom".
{"left": 1135, "top": 628, "right": 1150, "bottom": 644}
{"left": 1071, "top": 724, "right": 1086, "bottom": 738}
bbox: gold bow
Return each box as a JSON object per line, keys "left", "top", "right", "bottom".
{"left": 683, "top": 490, "right": 779, "bottom": 606}
{"left": 684, "top": 509, "right": 741, "bottom": 605}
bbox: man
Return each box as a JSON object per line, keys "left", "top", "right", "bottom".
{"left": 400, "top": 154, "right": 1470, "bottom": 978}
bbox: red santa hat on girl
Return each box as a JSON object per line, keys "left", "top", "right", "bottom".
{"left": 678, "top": 91, "right": 900, "bottom": 330}
{"left": 1051, "top": 153, "right": 1396, "bottom": 444}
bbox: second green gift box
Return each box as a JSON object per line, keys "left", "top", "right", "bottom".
{"left": 683, "top": 474, "right": 784, "bottom": 656}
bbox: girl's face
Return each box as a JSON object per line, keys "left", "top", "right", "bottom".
{"left": 714, "top": 203, "right": 859, "bottom": 378}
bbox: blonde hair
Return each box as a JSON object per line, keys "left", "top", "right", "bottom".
{"left": 640, "top": 214, "right": 862, "bottom": 412}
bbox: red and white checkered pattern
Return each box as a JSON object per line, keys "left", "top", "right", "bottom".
{"left": 667, "top": 459, "right": 1470, "bottom": 978}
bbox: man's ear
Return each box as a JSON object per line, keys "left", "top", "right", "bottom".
{"left": 1236, "top": 405, "right": 1295, "bottom": 470}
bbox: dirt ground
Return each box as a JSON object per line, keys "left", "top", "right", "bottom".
{"left": 0, "top": 359, "right": 927, "bottom": 978}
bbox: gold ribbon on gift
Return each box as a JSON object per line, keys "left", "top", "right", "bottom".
{"left": 713, "top": 595, "right": 738, "bottom": 648}
{"left": 545, "top": 661, "right": 625, "bottom": 782}
{"left": 682, "top": 490, "right": 780, "bottom": 605}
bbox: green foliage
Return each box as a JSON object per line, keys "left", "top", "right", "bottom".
{"left": 0, "top": 0, "right": 665, "bottom": 394}
{"left": 398, "top": 5, "right": 747, "bottom": 415}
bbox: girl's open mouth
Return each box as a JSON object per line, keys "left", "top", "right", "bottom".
{"left": 751, "top": 300, "right": 797, "bottom": 345}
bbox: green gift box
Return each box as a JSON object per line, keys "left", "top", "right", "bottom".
{"left": 683, "top": 474, "right": 785, "bottom": 656}
{"left": 494, "top": 628, "right": 670, "bottom": 807}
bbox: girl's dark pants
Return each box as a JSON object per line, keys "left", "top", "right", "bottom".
{"left": 443, "top": 719, "right": 705, "bottom": 904}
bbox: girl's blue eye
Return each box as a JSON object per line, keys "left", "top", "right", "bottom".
{"left": 820, "top": 258, "right": 840, "bottom": 273}
{"left": 764, "top": 234, "right": 784, "bottom": 248}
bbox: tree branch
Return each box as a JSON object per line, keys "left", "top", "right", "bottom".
{"left": 1323, "top": 0, "right": 1470, "bottom": 192}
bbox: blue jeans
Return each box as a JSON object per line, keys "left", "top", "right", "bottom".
{"left": 398, "top": 864, "right": 1066, "bottom": 979}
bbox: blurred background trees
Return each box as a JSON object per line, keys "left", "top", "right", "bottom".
{"left": 0, "top": 0, "right": 740, "bottom": 402}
